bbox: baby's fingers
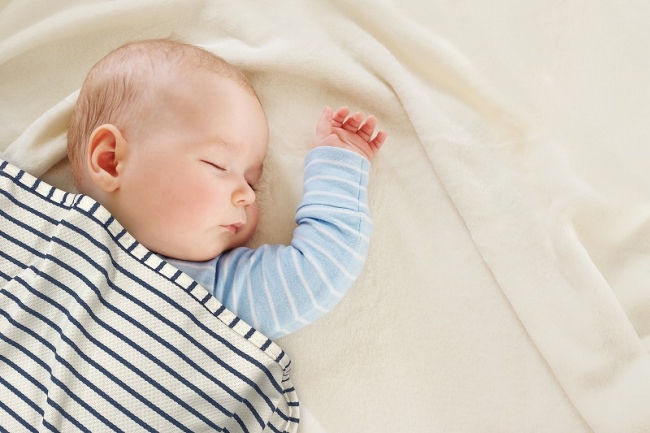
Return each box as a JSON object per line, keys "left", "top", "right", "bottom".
{"left": 332, "top": 106, "right": 350, "bottom": 128}
{"left": 357, "top": 116, "right": 377, "bottom": 142}
{"left": 369, "top": 130, "right": 387, "bottom": 152}
{"left": 341, "top": 111, "right": 364, "bottom": 133}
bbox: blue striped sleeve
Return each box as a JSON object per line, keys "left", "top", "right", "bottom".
{"left": 174, "top": 147, "right": 373, "bottom": 340}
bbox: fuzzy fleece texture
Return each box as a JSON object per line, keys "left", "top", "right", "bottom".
{"left": 1, "top": 1, "right": 649, "bottom": 431}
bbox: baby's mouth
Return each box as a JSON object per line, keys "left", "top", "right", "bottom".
{"left": 222, "top": 222, "right": 244, "bottom": 234}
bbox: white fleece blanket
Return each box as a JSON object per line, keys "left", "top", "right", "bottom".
{"left": 1, "top": 1, "right": 649, "bottom": 431}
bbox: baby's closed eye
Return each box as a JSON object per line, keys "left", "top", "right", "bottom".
{"left": 202, "top": 160, "right": 227, "bottom": 171}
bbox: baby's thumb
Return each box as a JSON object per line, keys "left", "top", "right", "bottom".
{"left": 314, "top": 106, "right": 332, "bottom": 140}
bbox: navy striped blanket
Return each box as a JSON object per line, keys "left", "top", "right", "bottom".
{"left": 0, "top": 158, "right": 299, "bottom": 432}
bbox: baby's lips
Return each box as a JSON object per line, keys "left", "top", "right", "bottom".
{"left": 222, "top": 222, "right": 245, "bottom": 234}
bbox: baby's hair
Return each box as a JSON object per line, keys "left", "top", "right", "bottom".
{"left": 67, "top": 38, "right": 258, "bottom": 190}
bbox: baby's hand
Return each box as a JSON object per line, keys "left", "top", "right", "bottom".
{"left": 313, "top": 106, "right": 387, "bottom": 161}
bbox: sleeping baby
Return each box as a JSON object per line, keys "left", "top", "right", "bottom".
{"left": 67, "top": 39, "right": 386, "bottom": 339}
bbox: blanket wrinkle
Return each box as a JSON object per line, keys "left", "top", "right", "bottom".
{"left": 369, "top": 4, "right": 650, "bottom": 427}
{"left": 332, "top": 0, "right": 522, "bottom": 135}
{"left": 1, "top": 1, "right": 649, "bottom": 432}
{"left": 420, "top": 108, "right": 650, "bottom": 430}
{"left": 3, "top": 90, "right": 76, "bottom": 179}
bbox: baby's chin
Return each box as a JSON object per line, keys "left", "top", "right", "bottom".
{"left": 173, "top": 246, "right": 228, "bottom": 262}
{"left": 141, "top": 227, "right": 256, "bottom": 262}
{"left": 166, "top": 240, "right": 251, "bottom": 263}
{"left": 145, "top": 242, "right": 222, "bottom": 263}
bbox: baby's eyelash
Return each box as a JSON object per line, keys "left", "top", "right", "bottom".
{"left": 203, "top": 160, "right": 226, "bottom": 171}
{"left": 203, "top": 159, "right": 257, "bottom": 191}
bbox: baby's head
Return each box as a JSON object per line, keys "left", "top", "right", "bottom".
{"left": 68, "top": 39, "right": 269, "bottom": 261}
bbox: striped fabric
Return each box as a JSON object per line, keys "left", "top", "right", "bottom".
{"left": 0, "top": 158, "right": 299, "bottom": 432}
{"left": 168, "top": 147, "right": 373, "bottom": 340}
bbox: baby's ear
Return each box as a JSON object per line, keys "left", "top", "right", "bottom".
{"left": 87, "top": 124, "right": 126, "bottom": 192}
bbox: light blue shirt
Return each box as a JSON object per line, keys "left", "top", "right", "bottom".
{"left": 166, "top": 147, "right": 372, "bottom": 339}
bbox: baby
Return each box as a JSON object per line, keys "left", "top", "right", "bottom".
{"left": 68, "top": 39, "right": 386, "bottom": 339}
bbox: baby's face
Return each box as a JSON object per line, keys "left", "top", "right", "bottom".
{"left": 113, "top": 72, "right": 269, "bottom": 261}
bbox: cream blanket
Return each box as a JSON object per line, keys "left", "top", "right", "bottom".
{"left": 1, "top": 1, "right": 649, "bottom": 431}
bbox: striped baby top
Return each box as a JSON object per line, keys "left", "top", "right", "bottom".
{"left": 166, "top": 146, "right": 373, "bottom": 340}
{"left": 0, "top": 158, "right": 299, "bottom": 432}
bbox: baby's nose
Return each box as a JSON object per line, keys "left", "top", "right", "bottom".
{"left": 233, "top": 181, "right": 255, "bottom": 206}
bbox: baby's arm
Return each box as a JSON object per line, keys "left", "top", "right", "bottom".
{"left": 206, "top": 108, "right": 386, "bottom": 339}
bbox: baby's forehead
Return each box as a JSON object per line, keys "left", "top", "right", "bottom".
{"left": 145, "top": 67, "right": 254, "bottom": 102}
{"left": 129, "top": 67, "right": 208, "bottom": 113}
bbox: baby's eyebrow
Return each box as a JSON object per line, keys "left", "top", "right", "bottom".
{"left": 205, "top": 136, "right": 236, "bottom": 150}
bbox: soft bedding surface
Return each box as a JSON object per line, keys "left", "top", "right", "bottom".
{"left": 1, "top": 1, "right": 649, "bottom": 432}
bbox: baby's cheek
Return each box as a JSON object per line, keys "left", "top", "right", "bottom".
{"left": 246, "top": 203, "right": 260, "bottom": 234}
{"left": 173, "top": 183, "right": 215, "bottom": 223}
